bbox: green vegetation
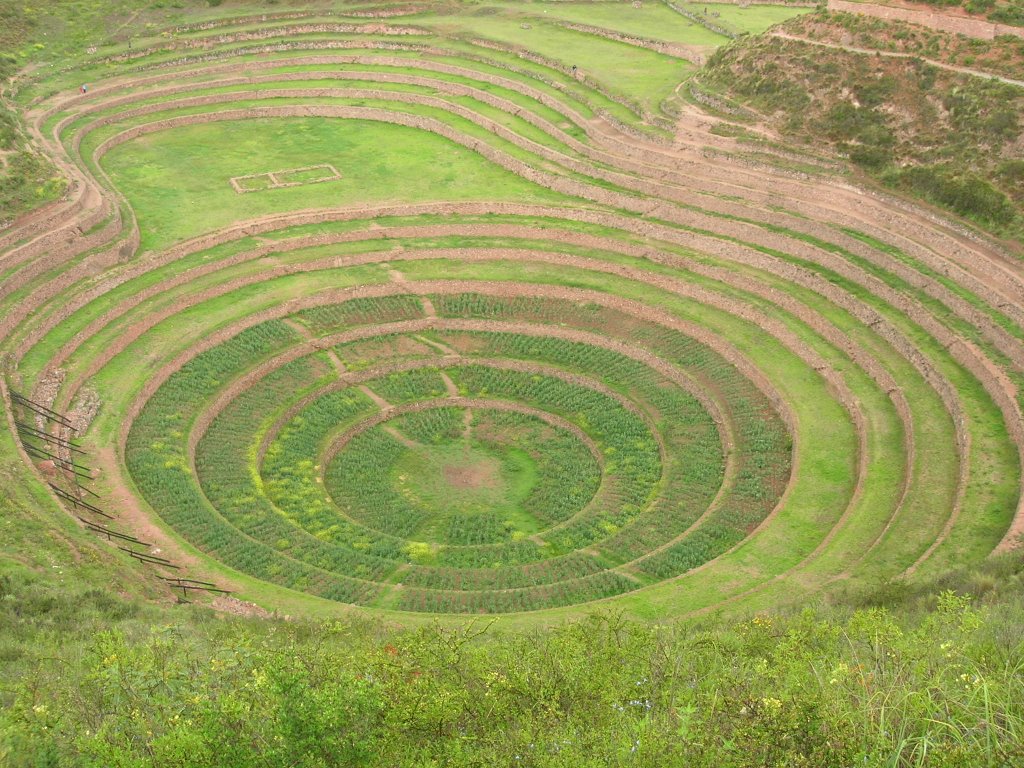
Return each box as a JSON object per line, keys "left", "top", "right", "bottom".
{"left": 1, "top": 0, "right": 1022, "bottom": 763}
{"left": 101, "top": 118, "right": 568, "bottom": 251}
{"left": 3, "top": 556, "right": 1024, "bottom": 766}
{"left": 122, "top": 294, "right": 799, "bottom": 613}
{"left": 486, "top": 0, "right": 731, "bottom": 45}
{"left": 0, "top": 104, "right": 65, "bottom": 226}
{"left": 890, "top": 164, "right": 1019, "bottom": 227}
{"left": 787, "top": 11, "right": 1024, "bottom": 79}
{"left": 416, "top": 12, "right": 691, "bottom": 114}
{"left": 326, "top": 407, "right": 593, "bottom": 543}
{"left": 699, "top": 13, "right": 1024, "bottom": 237}
{"left": 867, "top": 0, "right": 1024, "bottom": 26}
{"left": 677, "top": 1, "right": 812, "bottom": 35}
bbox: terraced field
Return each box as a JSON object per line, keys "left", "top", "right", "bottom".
{"left": 2, "top": 1, "right": 1022, "bottom": 623}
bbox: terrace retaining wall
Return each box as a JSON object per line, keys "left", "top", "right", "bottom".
{"left": 828, "top": 0, "right": 1024, "bottom": 39}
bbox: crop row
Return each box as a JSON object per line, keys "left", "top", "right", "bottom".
{"left": 129, "top": 355, "right": 385, "bottom": 604}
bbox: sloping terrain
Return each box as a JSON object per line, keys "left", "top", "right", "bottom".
{"left": 1, "top": 0, "right": 1021, "bottom": 622}
{"left": 0, "top": 2, "right": 1022, "bottom": 764}
{"left": 699, "top": 11, "right": 1024, "bottom": 237}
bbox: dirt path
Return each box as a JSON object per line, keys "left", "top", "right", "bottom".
{"left": 90, "top": 446, "right": 224, "bottom": 590}
{"left": 382, "top": 425, "right": 421, "bottom": 449}
{"left": 770, "top": 31, "right": 1024, "bottom": 88}
{"left": 440, "top": 371, "right": 460, "bottom": 398}
{"left": 358, "top": 384, "right": 394, "bottom": 411}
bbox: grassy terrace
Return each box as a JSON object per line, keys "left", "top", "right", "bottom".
{"left": 4, "top": 3, "right": 1024, "bottom": 764}
{"left": 1, "top": 0, "right": 1019, "bottom": 627}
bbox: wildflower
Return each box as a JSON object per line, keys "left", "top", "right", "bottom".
{"left": 760, "top": 697, "right": 783, "bottom": 714}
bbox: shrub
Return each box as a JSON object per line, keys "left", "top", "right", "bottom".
{"left": 996, "top": 158, "right": 1024, "bottom": 199}
{"left": 894, "top": 165, "right": 1018, "bottom": 226}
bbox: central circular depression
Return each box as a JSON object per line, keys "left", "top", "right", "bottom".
{"left": 322, "top": 405, "right": 602, "bottom": 546}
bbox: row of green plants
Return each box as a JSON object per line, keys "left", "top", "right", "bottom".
{"left": 445, "top": 364, "right": 661, "bottom": 548}
{"left": 322, "top": 406, "right": 601, "bottom": 545}
{"left": 123, "top": 290, "right": 794, "bottom": 609}
{"left": 83, "top": 217, "right": 1019, "bottom": 593}
{"left": 122, "top": 327, "right": 617, "bottom": 603}
{"left": 257, "top": 365, "right": 606, "bottom": 580}
{"left": 636, "top": 397, "right": 791, "bottom": 578}
{"left": 126, "top": 321, "right": 389, "bottom": 604}
{"left": 210, "top": 356, "right": 655, "bottom": 606}
{"left": 194, "top": 363, "right": 401, "bottom": 585}
{"left": 330, "top": 417, "right": 451, "bottom": 540}
{"left": 429, "top": 310, "right": 792, "bottom": 566}
{"left": 262, "top": 389, "right": 411, "bottom": 559}
{"left": 396, "top": 568, "right": 641, "bottom": 614}
{"left": 112, "top": 222, "right": 1007, "bottom": 614}
{"left": 286, "top": 304, "right": 790, "bottom": 587}
{"left": 268, "top": 358, "right": 642, "bottom": 564}
{"left": 363, "top": 367, "right": 449, "bottom": 404}
{"left": 396, "top": 549, "right": 612, "bottom": 592}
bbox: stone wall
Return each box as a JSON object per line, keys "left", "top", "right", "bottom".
{"left": 828, "top": 0, "right": 1024, "bottom": 40}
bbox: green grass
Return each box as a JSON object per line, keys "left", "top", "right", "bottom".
{"left": 18, "top": 214, "right": 983, "bottom": 618}
{"left": 678, "top": 2, "right": 812, "bottom": 35}
{"left": 12, "top": 207, "right": 995, "bottom": 593}
{"left": 63, "top": 75, "right": 588, "bottom": 159}
{"left": 416, "top": 13, "right": 691, "bottom": 114}
{"left": 1, "top": 1, "right": 1023, "bottom": 762}
{"left": 96, "top": 252, "right": 806, "bottom": 618}
{"left": 1, "top": 0, "right": 1018, "bottom": 623}
{"left": 487, "top": 0, "right": 733, "bottom": 45}
{"left": 99, "top": 117, "right": 569, "bottom": 251}
{"left": 69, "top": 89, "right": 637, "bottom": 202}
{"left": 103, "top": 262, "right": 823, "bottom": 618}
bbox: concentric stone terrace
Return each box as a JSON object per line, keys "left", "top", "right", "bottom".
{"left": 126, "top": 292, "right": 789, "bottom": 612}
{"left": 2, "top": 2, "right": 1022, "bottom": 619}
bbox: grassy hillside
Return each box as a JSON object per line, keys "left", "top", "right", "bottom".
{"left": 1, "top": 1, "right": 1023, "bottom": 765}
{"left": 858, "top": 0, "right": 1024, "bottom": 27}
{"left": 2, "top": 552, "right": 1024, "bottom": 766}
{"left": 786, "top": 10, "right": 1024, "bottom": 79}
{"left": 698, "top": 11, "right": 1024, "bottom": 241}
{"left": 0, "top": 104, "right": 64, "bottom": 228}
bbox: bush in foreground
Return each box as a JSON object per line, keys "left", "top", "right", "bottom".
{"left": 2, "top": 556, "right": 1023, "bottom": 767}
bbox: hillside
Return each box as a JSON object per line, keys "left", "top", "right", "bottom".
{"left": 845, "top": 0, "right": 1024, "bottom": 27}
{"left": 697, "top": 10, "right": 1024, "bottom": 240}
{"left": 3, "top": 554, "right": 1024, "bottom": 766}
{"left": 1, "top": 0, "right": 1023, "bottom": 765}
